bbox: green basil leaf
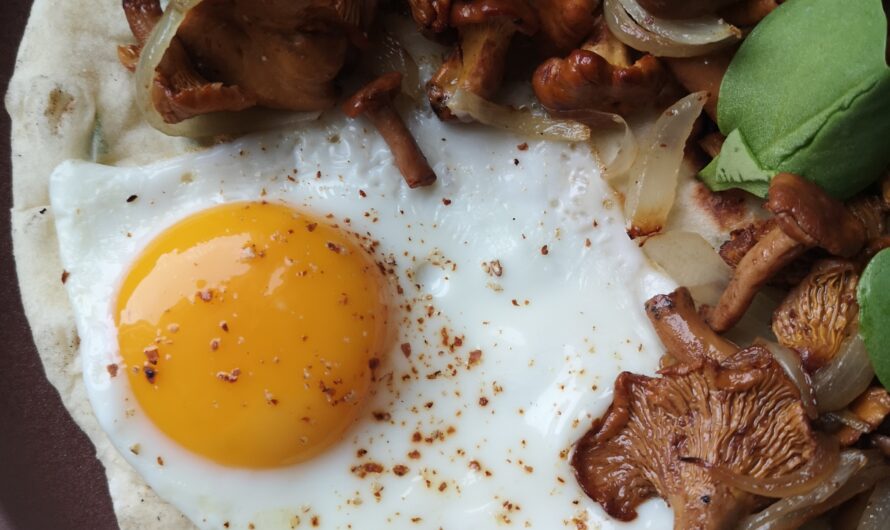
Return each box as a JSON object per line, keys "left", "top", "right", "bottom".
{"left": 699, "top": 129, "right": 774, "bottom": 197}
{"left": 700, "top": 0, "right": 890, "bottom": 199}
{"left": 858, "top": 248, "right": 890, "bottom": 388}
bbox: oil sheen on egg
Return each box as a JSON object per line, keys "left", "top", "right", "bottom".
{"left": 50, "top": 105, "right": 676, "bottom": 529}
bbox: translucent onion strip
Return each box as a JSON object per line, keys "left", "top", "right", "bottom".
{"left": 624, "top": 91, "right": 707, "bottom": 237}
{"left": 135, "top": 0, "right": 320, "bottom": 138}
{"left": 757, "top": 339, "right": 819, "bottom": 420}
{"left": 548, "top": 108, "right": 638, "bottom": 179}
{"left": 812, "top": 331, "right": 875, "bottom": 414}
{"left": 604, "top": 0, "right": 740, "bottom": 58}
{"left": 738, "top": 451, "right": 869, "bottom": 530}
{"left": 446, "top": 89, "right": 591, "bottom": 142}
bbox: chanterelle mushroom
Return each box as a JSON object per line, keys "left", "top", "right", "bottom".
{"left": 703, "top": 173, "right": 866, "bottom": 333}
{"left": 408, "top": 0, "right": 452, "bottom": 33}
{"left": 772, "top": 259, "right": 860, "bottom": 372}
{"left": 532, "top": 17, "right": 666, "bottom": 115}
{"left": 533, "top": 0, "right": 599, "bottom": 56}
{"left": 645, "top": 287, "right": 738, "bottom": 365}
{"left": 121, "top": 0, "right": 372, "bottom": 124}
{"left": 573, "top": 345, "right": 823, "bottom": 529}
{"left": 427, "top": 0, "right": 539, "bottom": 121}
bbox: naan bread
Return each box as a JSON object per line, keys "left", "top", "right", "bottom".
{"left": 5, "top": 2, "right": 754, "bottom": 528}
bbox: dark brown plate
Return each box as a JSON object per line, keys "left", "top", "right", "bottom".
{"left": 1, "top": 1, "right": 118, "bottom": 528}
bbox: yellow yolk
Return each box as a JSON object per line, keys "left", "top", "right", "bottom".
{"left": 115, "top": 202, "right": 389, "bottom": 468}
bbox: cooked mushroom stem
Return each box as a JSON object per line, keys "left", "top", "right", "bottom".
{"left": 426, "top": 0, "right": 539, "bottom": 121}
{"left": 365, "top": 105, "right": 437, "bottom": 188}
{"left": 456, "top": 23, "right": 513, "bottom": 103}
{"left": 344, "top": 72, "right": 437, "bottom": 188}
{"left": 645, "top": 287, "right": 738, "bottom": 364}
{"left": 704, "top": 226, "right": 806, "bottom": 332}
{"left": 704, "top": 173, "right": 866, "bottom": 333}
{"left": 428, "top": 22, "right": 515, "bottom": 120}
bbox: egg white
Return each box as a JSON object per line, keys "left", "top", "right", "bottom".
{"left": 50, "top": 100, "right": 676, "bottom": 529}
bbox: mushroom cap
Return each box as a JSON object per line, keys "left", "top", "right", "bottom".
{"left": 533, "top": 0, "right": 599, "bottom": 55}
{"left": 772, "top": 259, "right": 860, "bottom": 372}
{"left": 572, "top": 345, "right": 822, "bottom": 528}
{"left": 408, "top": 0, "right": 452, "bottom": 32}
{"left": 449, "top": 0, "right": 539, "bottom": 35}
{"left": 766, "top": 173, "right": 866, "bottom": 257}
{"left": 532, "top": 19, "right": 666, "bottom": 115}
{"left": 341, "top": 72, "right": 403, "bottom": 118}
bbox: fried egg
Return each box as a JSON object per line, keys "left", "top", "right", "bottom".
{"left": 50, "top": 103, "right": 676, "bottom": 528}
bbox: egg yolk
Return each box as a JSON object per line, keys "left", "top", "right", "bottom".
{"left": 115, "top": 202, "right": 388, "bottom": 468}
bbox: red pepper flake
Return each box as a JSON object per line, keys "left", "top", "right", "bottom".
{"left": 210, "top": 338, "right": 220, "bottom": 351}
{"left": 373, "top": 411, "right": 391, "bottom": 421}
{"left": 306, "top": 222, "right": 318, "bottom": 232}
{"left": 541, "top": 245, "right": 549, "bottom": 255}
{"left": 326, "top": 241, "right": 345, "bottom": 254}
{"left": 126, "top": 194, "right": 138, "bottom": 203}
{"left": 408, "top": 450, "right": 421, "bottom": 459}
{"left": 411, "top": 432, "right": 422, "bottom": 443}
{"left": 438, "top": 482, "right": 447, "bottom": 492}
{"left": 264, "top": 389, "right": 278, "bottom": 405}
{"left": 311, "top": 516, "right": 320, "bottom": 527}
{"left": 442, "top": 198, "right": 452, "bottom": 206}
{"left": 315, "top": 171, "right": 322, "bottom": 179}
{"left": 143, "top": 345, "right": 159, "bottom": 365}
{"left": 469, "top": 460, "right": 481, "bottom": 471}
{"left": 357, "top": 448, "right": 368, "bottom": 457}
{"left": 479, "top": 396, "right": 489, "bottom": 406}
{"left": 106, "top": 364, "right": 119, "bottom": 377}
{"left": 585, "top": 238, "right": 592, "bottom": 248}
{"left": 393, "top": 464, "right": 409, "bottom": 476}
{"left": 61, "top": 270, "right": 70, "bottom": 284}
{"left": 351, "top": 462, "right": 385, "bottom": 478}
{"left": 512, "top": 299, "right": 520, "bottom": 306}
{"left": 359, "top": 190, "right": 367, "bottom": 198}
{"left": 517, "top": 142, "right": 528, "bottom": 151}
{"left": 157, "top": 456, "right": 165, "bottom": 466}
{"left": 468, "top": 350, "right": 483, "bottom": 366}
{"left": 143, "top": 366, "right": 157, "bottom": 384}
{"left": 400, "top": 343, "right": 412, "bottom": 357}
{"left": 197, "top": 289, "right": 213, "bottom": 302}
{"left": 368, "top": 358, "right": 380, "bottom": 370}
{"left": 219, "top": 321, "right": 229, "bottom": 332}
{"left": 483, "top": 260, "right": 503, "bottom": 277}
{"left": 216, "top": 368, "right": 240, "bottom": 383}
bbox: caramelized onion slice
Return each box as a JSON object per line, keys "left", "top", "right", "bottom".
{"left": 757, "top": 339, "right": 819, "bottom": 420}
{"left": 691, "top": 435, "right": 838, "bottom": 498}
{"left": 135, "top": 0, "right": 320, "bottom": 137}
{"left": 624, "top": 91, "right": 707, "bottom": 237}
{"left": 547, "top": 108, "right": 638, "bottom": 178}
{"left": 446, "top": 89, "right": 591, "bottom": 142}
{"left": 641, "top": 231, "right": 730, "bottom": 307}
{"left": 812, "top": 331, "right": 875, "bottom": 414}
{"left": 604, "top": 0, "right": 740, "bottom": 58}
